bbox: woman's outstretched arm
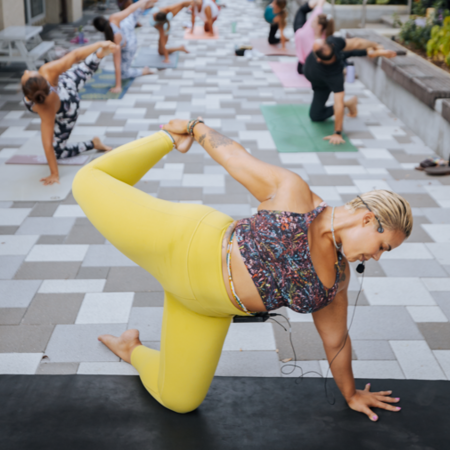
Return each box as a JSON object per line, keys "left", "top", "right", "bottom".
{"left": 110, "top": 0, "right": 154, "bottom": 26}
{"left": 163, "top": 119, "right": 313, "bottom": 210}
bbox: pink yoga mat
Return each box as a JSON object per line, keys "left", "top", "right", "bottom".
{"left": 6, "top": 154, "right": 91, "bottom": 165}
{"left": 184, "top": 26, "right": 219, "bottom": 40}
{"left": 269, "top": 62, "right": 311, "bottom": 89}
{"left": 250, "top": 38, "right": 296, "bottom": 56}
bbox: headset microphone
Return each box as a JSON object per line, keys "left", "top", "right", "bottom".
{"left": 356, "top": 261, "right": 365, "bottom": 274}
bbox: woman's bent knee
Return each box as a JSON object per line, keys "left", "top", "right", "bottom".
{"left": 161, "top": 395, "right": 203, "bottom": 414}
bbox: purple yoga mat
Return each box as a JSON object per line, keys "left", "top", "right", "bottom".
{"left": 6, "top": 155, "right": 90, "bottom": 165}
{"left": 269, "top": 62, "right": 312, "bottom": 89}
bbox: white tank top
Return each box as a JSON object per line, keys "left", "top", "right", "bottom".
{"left": 196, "top": 0, "right": 219, "bottom": 22}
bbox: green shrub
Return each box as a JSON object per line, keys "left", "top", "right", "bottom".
{"left": 427, "top": 16, "right": 450, "bottom": 66}
{"left": 333, "top": 0, "right": 406, "bottom": 4}
{"left": 398, "top": 19, "right": 433, "bottom": 50}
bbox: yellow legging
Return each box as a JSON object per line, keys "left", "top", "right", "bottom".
{"left": 72, "top": 131, "right": 247, "bottom": 414}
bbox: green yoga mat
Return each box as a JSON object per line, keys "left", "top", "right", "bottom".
{"left": 79, "top": 69, "right": 134, "bottom": 101}
{"left": 260, "top": 104, "right": 357, "bottom": 153}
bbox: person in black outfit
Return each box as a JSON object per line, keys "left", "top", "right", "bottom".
{"left": 303, "top": 36, "right": 397, "bottom": 145}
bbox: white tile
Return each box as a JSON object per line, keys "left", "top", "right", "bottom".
{"left": 26, "top": 245, "right": 89, "bottom": 262}
{"left": 422, "top": 224, "right": 450, "bottom": 243}
{"left": 0, "top": 148, "right": 17, "bottom": 158}
{"left": 324, "top": 166, "right": 367, "bottom": 174}
{"left": 421, "top": 278, "right": 450, "bottom": 291}
{"left": 351, "top": 360, "right": 405, "bottom": 379}
{"left": 0, "top": 208, "right": 32, "bottom": 226}
{"left": 381, "top": 243, "right": 434, "bottom": 260}
{"left": 223, "top": 323, "right": 276, "bottom": 351}
{"left": 76, "top": 292, "right": 134, "bottom": 324}
{"left": 1, "top": 126, "right": 37, "bottom": 138}
{"left": 0, "top": 353, "right": 43, "bottom": 374}
{"left": 368, "top": 126, "right": 406, "bottom": 139}
{"left": 53, "top": 205, "right": 86, "bottom": 218}
{"left": 127, "top": 307, "right": 164, "bottom": 341}
{"left": 0, "top": 235, "right": 39, "bottom": 256}
{"left": 311, "top": 186, "right": 341, "bottom": 201}
{"left": 71, "top": 126, "right": 107, "bottom": 136}
{"left": 423, "top": 185, "right": 450, "bottom": 202}
{"left": 77, "top": 111, "right": 100, "bottom": 124}
{"left": 353, "top": 179, "right": 391, "bottom": 192}
{"left": 38, "top": 279, "right": 106, "bottom": 294}
{"left": 359, "top": 148, "right": 394, "bottom": 160}
{"left": 286, "top": 308, "right": 314, "bottom": 322}
{"left": 390, "top": 340, "right": 446, "bottom": 380}
{"left": 437, "top": 200, "right": 450, "bottom": 208}
{"left": 155, "top": 102, "right": 177, "bottom": 110}
{"left": 238, "top": 131, "right": 276, "bottom": 150}
{"left": 426, "top": 243, "right": 450, "bottom": 265}
{"left": 182, "top": 174, "right": 225, "bottom": 187}
{"left": 406, "top": 306, "right": 448, "bottom": 322}
{"left": 216, "top": 351, "right": 281, "bottom": 377}
{"left": 363, "top": 278, "right": 436, "bottom": 306}
{"left": 279, "top": 153, "right": 320, "bottom": 165}
{"left": 433, "top": 350, "right": 450, "bottom": 380}
{"left": 280, "top": 360, "right": 323, "bottom": 377}
{"left": 4, "top": 111, "right": 24, "bottom": 119}
{"left": 77, "top": 362, "right": 138, "bottom": 375}
{"left": 114, "top": 107, "right": 146, "bottom": 116}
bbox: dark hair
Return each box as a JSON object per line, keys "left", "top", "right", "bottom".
{"left": 22, "top": 75, "right": 49, "bottom": 105}
{"left": 93, "top": 16, "right": 115, "bottom": 42}
{"left": 317, "top": 14, "right": 334, "bottom": 38}
{"left": 154, "top": 12, "right": 170, "bottom": 32}
{"left": 117, "top": 0, "right": 131, "bottom": 10}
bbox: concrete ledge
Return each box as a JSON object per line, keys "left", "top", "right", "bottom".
{"left": 443, "top": 100, "right": 450, "bottom": 125}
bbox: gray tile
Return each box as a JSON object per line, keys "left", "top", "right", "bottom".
{"left": 76, "top": 266, "right": 110, "bottom": 279}
{"left": 417, "top": 323, "right": 450, "bottom": 350}
{"left": 22, "top": 293, "right": 84, "bottom": 325}
{"left": 347, "top": 290, "right": 369, "bottom": 306}
{"left": 16, "top": 217, "right": 75, "bottom": 236}
{"left": 352, "top": 340, "right": 396, "bottom": 360}
{"left": 45, "top": 324, "right": 126, "bottom": 362}
{"left": 308, "top": 175, "right": 355, "bottom": 186}
{"left": 133, "top": 291, "right": 164, "bottom": 307}
{"left": 158, "top": 187, "right": 203, "bottom": 201}
{"left": 433, "top": 292, "right": 450, "bottom": 321}
{"left": 0, "top": 255, "right": 24, "bottom": 279}
{"left": 14, "top": 262, "right": 80, "bottom": 280}
{"left": 203, "top": 194, "right": 249, "bottom": 204}
{"left": 29, "top": 202, "right": 59, "bottom": 217}
{"left": 349, "top": 306, "right": 423, "bottom": 340}
{"left": 65, "top": 218, "right": 106, "bottom": 245}
{"left": 400, "top": 193, "right": 440, "bottom": 208}
{"left": 350, "top": 259, "right": 386, "bottom": 277}
{"left": 36, "top": 362, "right": 79, "bottom": 375}
{"left": 104, "top": 267, "right": 163, "bottom": 292}
{"left": 0, "top": 307, "right": 26, "bottom": 325}
{"left": 0, "top": 226, "right": 18, "bottom": 234}
{"left": 407, "top": 218, "right": 434, "bottom": 243}
{"left": 12, "top": 201, "right": 35, "bottom": 208}
{"left": 37, "top": 235, "right": 66, "bottom": 245}
{"left": 216, "top": 351, "right": 280, "bottom": 377}
{"left": 128, "top": 307, "right": 163, "bottom": 341}
{"left": 422, "top": 208, "right": 450, "bottom": 224}
{"left": 0, "top": 280, "right": 41, "bottom": 308}
{"left": 0, "top": 325, "right": 54, "bottom": 352}
{"left": 82, "top": 245, "right": 137, "bottom": 267}
{"left": 380, "top": 259, "right": 448, "bottom": 278}
{"left": 271, "top": 321, "right": 326, "bottom": 361}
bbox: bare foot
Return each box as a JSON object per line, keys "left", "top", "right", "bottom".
{"left": 345, "top": 96, "right": 358, "bottom": 118}
{"left": 98, "top": 329, "right": 142, "bottom": 364}
{"left": 93, "top": 136, "right": 112, "bottom": 152}
{"left": 97, "top": 41, "right": 119, "bottom": 59}
{"left": 180, "top": 45, "right": 189, "bottom": 54}
{"left": 174, "top": 134, "right": 195, "bottom": 153}
{"left": 143, "top": 67, "right": 155, "bottom": 75}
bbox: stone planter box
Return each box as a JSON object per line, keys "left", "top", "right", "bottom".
{"left": 289, "top": 1, "right": 409, "bottom": 30}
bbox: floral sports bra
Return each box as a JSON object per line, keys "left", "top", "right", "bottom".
{"left": 234, "top": 203, "right": 342, "bottom": 314}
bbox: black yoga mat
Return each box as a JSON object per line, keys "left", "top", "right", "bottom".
{"left": 1, "top": 375, "right": 448, "bottom": 450}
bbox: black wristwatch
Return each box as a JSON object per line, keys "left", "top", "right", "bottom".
{"left": 335, "top": 130, "right": 342, "bottom": 135}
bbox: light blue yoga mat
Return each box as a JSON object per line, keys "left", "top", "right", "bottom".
{"left": 132, "top": 48, "right": 179, "bottom": 69}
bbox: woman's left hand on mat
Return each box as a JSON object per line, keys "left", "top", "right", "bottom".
{"left": 40, "top": 173, "right": 60, "bottom": 186}
{"left": 324, "top": 134, "right": 346, "bottom": 145}
{"left": 109, "top": 86, "right": 122, "bottom": 94}
{"left": 347, "top": 383, "right": 401, "bottom": 421}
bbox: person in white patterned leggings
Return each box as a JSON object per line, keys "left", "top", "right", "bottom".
{"left": 21, "top": 41, "right": 118, "bottom": 186}
{"left": 94, "top": 0, "right": 155, "bottom": 94}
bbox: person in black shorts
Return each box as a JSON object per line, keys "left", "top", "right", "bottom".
{"left": 303, "top": 35, "right": 397, "bottom": 145}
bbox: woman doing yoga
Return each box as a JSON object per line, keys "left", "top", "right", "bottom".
{"left": 264, "top": 0, "right": 288, "bottom": 49}
{"left": 93, "top": 0, "right": 155, "bottom": 94}
{"left": 73, "top": 120, "right": 412, "bottom": 420}
{"left": 294, "top": 0, "right": 334, "bottom": 74}
{"left": 191, "top": 0, "right": 220, "bottom": 35}
{"left": 148, "top": 1, "right": 190, "bottom": 63}
{"left": 21, "top": 41, "right": 118, "bottom": 186}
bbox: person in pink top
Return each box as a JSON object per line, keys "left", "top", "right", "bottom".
{"left": 294, "top": 0, "right": 334, "bottom": 74}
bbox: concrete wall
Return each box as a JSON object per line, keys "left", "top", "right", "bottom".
{"left": 45, "top": 0, "right": 62, "bottom": 24}
{"left": 67, "top": 0, "right": 83, "bottom": 23}
{"left": 354, "top": 56, "right": 450, "bottom": 159}
{"left": 0, "top": 0, "right": 26, "bottom": 30}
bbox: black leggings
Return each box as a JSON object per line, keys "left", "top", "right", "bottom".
{"left": 293, "top": 2, "right": 313, "bottom": 32}
{"left": 310, "top": 89, "right": 334, "bottom": 122}
{"left": 268, "top": 24, "right": 280, "bottom": 45}
{"left": 297, "top": 62, "right": 303, "bottom": 74}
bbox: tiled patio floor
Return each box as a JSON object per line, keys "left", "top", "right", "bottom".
{"left": 0, "top": 0, "right": 449, "bottom": 380}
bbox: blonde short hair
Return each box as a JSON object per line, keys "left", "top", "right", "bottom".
{"left": 345, "top": 190, "right": 413, "bottom": 238}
